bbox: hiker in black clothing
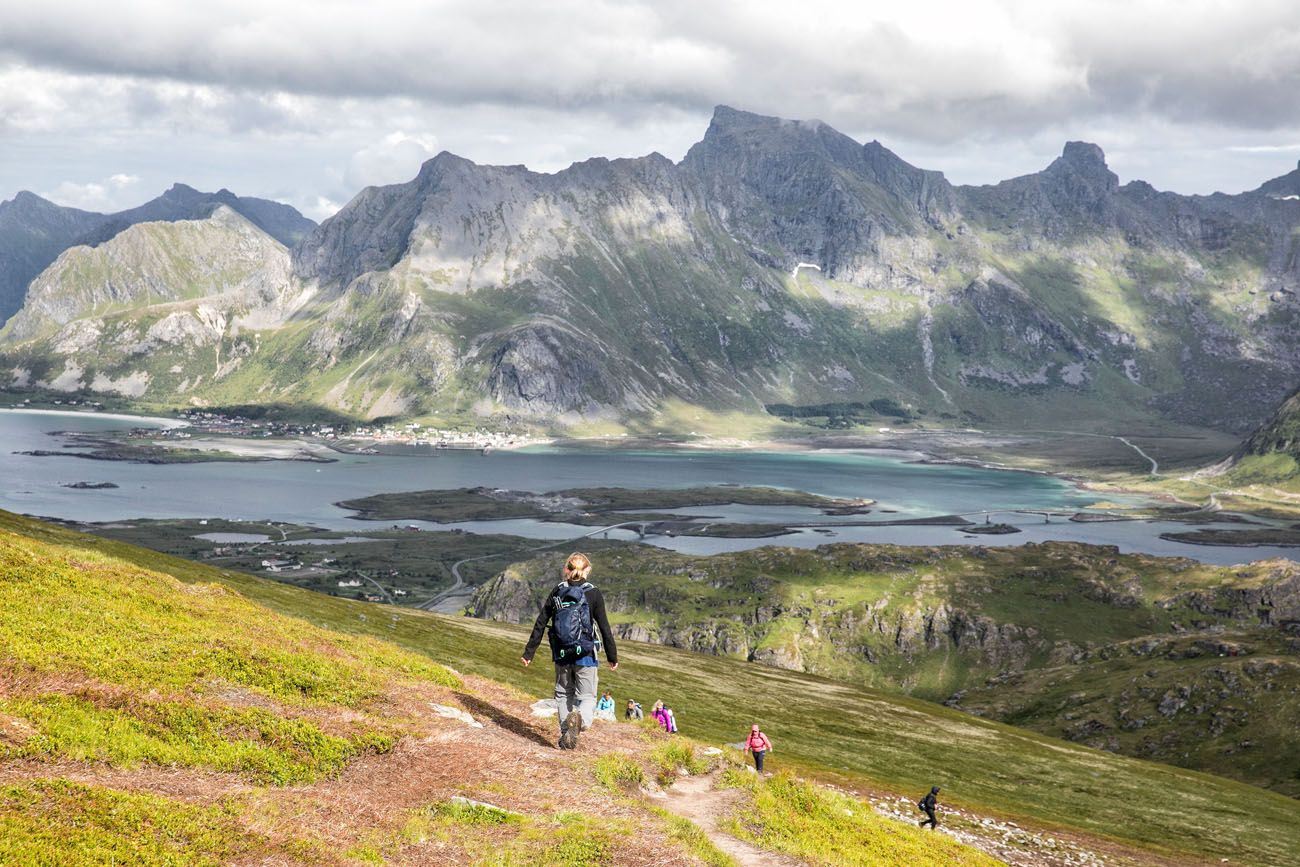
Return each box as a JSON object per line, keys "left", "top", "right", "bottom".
{"left": 918, "top": 786, "right": 940, "bottom": 829}
{"left": 520, "top": 552, "right": 618, "bottom": 750}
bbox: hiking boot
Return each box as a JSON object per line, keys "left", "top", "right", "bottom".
{"left": 559, "top": 711, "right": 582, "bottom": 750}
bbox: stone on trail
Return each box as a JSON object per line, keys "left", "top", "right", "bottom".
{"left": 530, "top": 699, "right": 559, "bottom": 717}
{"left": 430, "top": 703, "right": 484, "bottom": 727}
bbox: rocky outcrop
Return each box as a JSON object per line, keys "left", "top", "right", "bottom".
{"left": 1161, "top": 565, "right": 1300, "bottom": 627}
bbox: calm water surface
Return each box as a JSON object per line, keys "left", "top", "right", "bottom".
{"left": 1, "top": 409, "right": 1292, "bottom": 565}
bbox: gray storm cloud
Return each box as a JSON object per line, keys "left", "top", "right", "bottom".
{"left": 2, "top": 0, "right": 1300, "bottom": 213}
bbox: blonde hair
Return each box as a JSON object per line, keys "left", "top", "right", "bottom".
{"left": 563, "top": 552, "right": 592, "bottom": 581}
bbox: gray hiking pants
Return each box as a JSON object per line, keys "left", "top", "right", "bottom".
{"left": 554, "top": 664, "right": 598, "bottom": 732}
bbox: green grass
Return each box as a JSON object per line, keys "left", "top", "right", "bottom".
{"left": 719, "top": 771, "right": 1000, "bottom": 866}
{"left": 4, "top": 510, "right": 1300, "bottom": 866}
{"left": 648, "top": 740, "right": 713, "bottom": 786}
{"left": 1, "top": 693, "right": 394, "bottom": 785}
{"left": 0, "top": 779, "right": 293, "bottom": 867}
{"left": 0, "top": 526, "right": 459, "bottom": 707}
{"left": 435, "top": 798, "right": 524, "bottom": 826}
{"left": 590, "top": 752, "right": 646, "bottom": 792}
{"left": 432, "top": 801, "right": 629, "bottom": 867}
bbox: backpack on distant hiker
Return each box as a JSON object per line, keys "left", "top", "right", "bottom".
{"left": 550, "top": 581, "right": 596, "bottom": 662}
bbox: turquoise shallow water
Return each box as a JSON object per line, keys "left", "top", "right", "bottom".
{"left": 0, "top": 409, "right": 1292, "bottom": 565}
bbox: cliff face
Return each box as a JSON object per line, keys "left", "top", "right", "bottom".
{"left": 5, "top": 106, "right": 1300, "bottom": 430}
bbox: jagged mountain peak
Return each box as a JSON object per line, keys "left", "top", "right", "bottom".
{"left": 1044, "top": 140, "right": 1119, "bottom": 193}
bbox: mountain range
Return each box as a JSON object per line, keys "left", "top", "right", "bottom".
{"left": 4, "top": 106, "right": 1300, "bottom": 438}
{"left": 0, "top": 183, "right": 314, "bottom": 327}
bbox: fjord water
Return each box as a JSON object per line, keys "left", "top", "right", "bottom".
{"left": 1, "top": 409, "right": 1291, "bottom": 565}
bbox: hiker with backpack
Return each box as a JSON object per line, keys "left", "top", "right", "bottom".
{"left": 918, "top": 786, "right": 940, "bottom": 829}
{"left": 743, "top": 724, "right": 773, "bottom": 772}
{"left": 520, "top": 552, "right": 618, "bottom": 750}
{"left": 625, "top": 699, "right": 643, "bottom": 721}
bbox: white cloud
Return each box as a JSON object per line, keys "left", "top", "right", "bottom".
{"left": 302, "top": 195, "right": 342, "bottom": 222}
{"left": 42, "top": 172, "right": 140, "bottom": 211}
{"left": 1227, "top": 143, "right": 1300, "bottom": 154}
{"left": 345, "top": 131, "right": 439, "bottom": 190}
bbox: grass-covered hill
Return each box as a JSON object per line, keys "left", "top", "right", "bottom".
{"left": 471, "top": 543, "right": 1300, "bottom": 794}
{"left": 2, "top": 510, "right": 1299, "bottom": 866}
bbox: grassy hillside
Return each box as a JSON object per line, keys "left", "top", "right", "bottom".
{"left": 0, "top": 510, "right": 1030, "bottom": 866}
{"left": 472, "top": 544, "right": 1300, "bottom": 793}
{"left": 4, "top": 511, "right": 1298, "bottom": 866}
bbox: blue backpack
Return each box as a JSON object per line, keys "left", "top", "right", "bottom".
{"left": 550, "top": 581, "right": 596, "bottom": 662}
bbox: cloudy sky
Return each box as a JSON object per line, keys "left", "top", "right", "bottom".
{"left": 1, "top": 0, "right": 1299, "bottom": 220}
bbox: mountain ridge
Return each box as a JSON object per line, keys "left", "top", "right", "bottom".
{"left": 4, "top": 105, "right": 1300, "bottom": 435}
{"left": 0, "top": 185, "right": 315, "bottom": 330}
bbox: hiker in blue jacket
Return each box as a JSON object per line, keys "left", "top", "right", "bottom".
{"left": 521, "top": 552, "right": 619, "bottom": 750}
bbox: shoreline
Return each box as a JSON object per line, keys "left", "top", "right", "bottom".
{"left": 1, "top": 407, "right": 1249, "bottom": 517}
{"left": 0, "top": 407, "right": 189, "bottom": 429}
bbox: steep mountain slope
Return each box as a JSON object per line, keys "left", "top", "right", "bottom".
{"left": 0, "top": 207, "right": 310, "bottom": 397}
{"left": 3, "top": 106, "right": 1300, "bottom": 432}
{"left": 471, "top": 542, "right": 1300, "bottom": 795}
{"left": 1230, "top": 383, "right": 1300, "bottom": 478}
{"left": 0, "top": 192, "right": 107, "bottom": 325}
{"left": 3, "top": 509, "right": 1299, "bottom": 866}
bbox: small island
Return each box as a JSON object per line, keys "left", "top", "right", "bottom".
{"left": 961, "top": 523, "right": 1022, "bottom": 535}
{"left": 60, "top": 481, "right": 120, "bottom": 490}
{"left": 337, "top": 485, "right": 873, "bottom": 524}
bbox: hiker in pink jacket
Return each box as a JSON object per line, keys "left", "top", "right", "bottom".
{"left": 651, "top": 700, "right": 677, "bottom": 733}
{"left": 744, "top": 724, "right": 773, "bottom": 772}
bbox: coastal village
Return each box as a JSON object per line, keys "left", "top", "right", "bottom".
{"left": 152, "top": 410, "right": 543, "bottom": 451}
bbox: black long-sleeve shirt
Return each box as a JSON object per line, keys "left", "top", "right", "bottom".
{"left": 522, "top": 582, "right": 618, "bottom": 665}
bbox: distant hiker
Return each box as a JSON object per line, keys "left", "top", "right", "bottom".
{"left": 918, "top": 786, "right": 940, "bottom": 829}
{"left": 744, "top": 724, "right": 773, "bottom": 772}
{"left": 595, "top": 691, "right": 616, "bottom": 721}
{"left": 625, "top": 699, "right": 644, "bottom": 721}
{"left": 520, "top": 552, "right": 618, "bottom": 750}
{"left": 651, "top": 700, "right": 678, "bottom": 733}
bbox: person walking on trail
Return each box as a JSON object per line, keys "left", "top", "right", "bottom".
{"left": 918, "top": 786, "right": 940, "bottom": 829}
{"left": 744, "top": 724, "right": 772, "bottom": 773}
{"left": 520, "top": 552, "right": 618, "bottom": 750}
